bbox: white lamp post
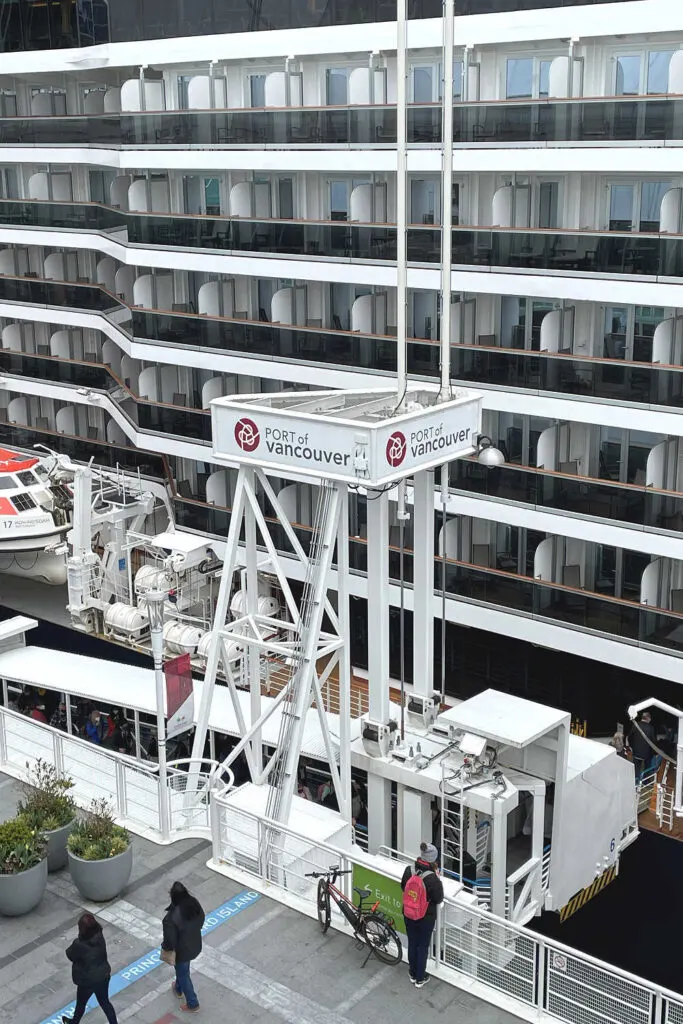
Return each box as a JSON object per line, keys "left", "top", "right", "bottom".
{"left": 145, "top": 589, "right": 170, "bottom": 841}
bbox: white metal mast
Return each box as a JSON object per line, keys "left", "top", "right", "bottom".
{"left": 395, "top": 0, "right": 408, "bottom": 408}
{"left": 439, "top": 0, "right": 455, "bottom": 402}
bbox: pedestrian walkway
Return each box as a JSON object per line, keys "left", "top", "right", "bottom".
{"left": 0, "top": 773, "right": 521, "bottom": 1024}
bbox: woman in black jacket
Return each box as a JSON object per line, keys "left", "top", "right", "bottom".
{"left": 62, "top": 913, "right": 118, "bottom": 1024}
{"left": 162, "top": 881, "right": 205, "bottom": 1013}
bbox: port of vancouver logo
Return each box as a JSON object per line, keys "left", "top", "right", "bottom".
{"left": 385, "top": 430, "right": 407, "bottom": 467}
{"left": 234, "top": 417, "right": 260, "bottom": 452}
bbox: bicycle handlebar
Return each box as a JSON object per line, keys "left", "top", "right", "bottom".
{"left": 304, "top": 867, "right": 352, "bottom": 878}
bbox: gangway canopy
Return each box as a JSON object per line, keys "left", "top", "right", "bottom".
{"left": 0, "top": 645, "right": 158, "bottom": 715}
{"left": 438, "top": 689, "right": 569, "bottom": 748}
{"left": 0, "top": 644, "right": 344, "bottom": 760}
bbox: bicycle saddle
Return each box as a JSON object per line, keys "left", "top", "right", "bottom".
{"left": 354, "top": 887, "right": 372, "bottom": 900}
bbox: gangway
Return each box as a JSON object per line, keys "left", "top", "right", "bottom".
{"left": 190, "top": 384, "right": 483, "bottom": 840}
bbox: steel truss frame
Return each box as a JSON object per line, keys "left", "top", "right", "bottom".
{"left": 191, "top": 464, "right": 352, "bottom": 825}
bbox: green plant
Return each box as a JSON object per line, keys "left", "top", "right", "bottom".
{"left": 67, "top": 799, "right": 129, "bottom": 862}
{"left": 0, "top": 817, "right": 47, "bottom": 875}
{"left": 18, "top": 759, "right": 76, "bottom": 832}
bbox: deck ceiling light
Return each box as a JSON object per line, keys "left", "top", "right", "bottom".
{"left": 476, "top": 434, "right": 505, "bottom": 468}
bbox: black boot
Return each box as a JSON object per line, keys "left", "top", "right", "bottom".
{"left": 62, "top": 1016, "right": 75, "bottom": 1023}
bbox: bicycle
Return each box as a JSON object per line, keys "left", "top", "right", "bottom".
{"left": 305, "top": 866, "right": 403, "bottom": 968}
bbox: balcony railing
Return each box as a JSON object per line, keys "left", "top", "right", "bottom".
{"left": 450, "top": 345, "right": 683, "bottom": 408}
{"left": 450, "top": 459, "right": 683, "bottom": 534}
{"left": 2, "top": 95, "right": 682, "bottom": 148}
{"left": 0, "top": 414, "right": 677, "bottom": 655}
{"left": 3, "top": 200, "right": 683, "bottom": 280}
{"left": 437, "top": 559, "right": 683, "bottom": 654}
{"left": 0, "top": 273, "right": 122, "bottom": 314}
{"left": 172, "top": 495, "right": 683, "bottom": 655}
{"left": 0, "top": 351, "right": 212, "bottom": 443}
{"left": 0, "top": 421, "right": 165, "bottom": 478}
{"left": 2, "top": 273, "right": 683, "bottom": 410}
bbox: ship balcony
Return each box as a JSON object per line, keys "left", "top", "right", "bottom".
{"left": 450, "top": 458, "right": 683, "bottom": 537}
{"left": 2, "top": 95, "right": 683, "bottom": 148}
{"left": 0, "top": 408, "right": 682, "bottom": 661}
{"left": 4, "top": 272, "right": 683, "bottom": 414}
{"left": 6, "top": 199, "right": 683, "bottom": 284}
{"left": 0, "top": 351, "right": 213, "bottom": 444}
{"left": 169, "top": 490, "right": 683, "bottom": 657}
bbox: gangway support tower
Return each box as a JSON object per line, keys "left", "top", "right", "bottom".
{"left": 191, "top": 385, "right": 483, "bottom": 833}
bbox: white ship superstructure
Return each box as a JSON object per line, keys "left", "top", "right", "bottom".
{"left": 1, "top": 2, "right": 682, "bottom": 738}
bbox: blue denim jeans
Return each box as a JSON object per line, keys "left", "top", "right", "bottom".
{"left": 174, "top": 960, "right": 199, "bottom": 1009}
{"left": 404, "top": 916, "right": 435, "bottom": 982}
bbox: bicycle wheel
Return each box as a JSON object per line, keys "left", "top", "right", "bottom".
{"left": 362, "top": 913, "right": 403, "bottom": 965}
{"left": 317, "top": 879, "right": 331, "bottom": 934}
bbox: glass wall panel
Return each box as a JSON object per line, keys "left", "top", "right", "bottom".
{"left": 0, "top": 0, "right": 646, "bottom": 53}
{"left": 5, "top": 98, "right": 683, "bottom": 149}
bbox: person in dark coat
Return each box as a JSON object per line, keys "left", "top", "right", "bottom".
{"left": 400, "top": 842, "right": 444, "bottom": 989}
{"left": 162, "top": 881, "right": 205, "bottom": 1013}
{"left": 62, "top": 913, "right": 118, "bottom": 1024}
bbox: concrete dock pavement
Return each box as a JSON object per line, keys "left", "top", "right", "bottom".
{"left": 0, "top": 773, "right": 520, "bottom": 1024}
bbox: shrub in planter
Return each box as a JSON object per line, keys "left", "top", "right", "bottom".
{"left": 18, "top": 759, "right": 77, "bottom": 872}
{"left": 67, "top": 800, "right": 132, "bottom": 902}
{"left": 0, "top": 817, "right": 48, "bottom": 916}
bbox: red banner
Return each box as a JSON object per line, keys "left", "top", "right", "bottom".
{"left": 164, "top": 653, "right": 194, "bottom": 738}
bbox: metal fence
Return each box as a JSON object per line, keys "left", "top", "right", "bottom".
{"left": 210, "top": 791, "right": 683, "bottom": 1024}
{"left": 0, "top": 706, "right": 217, "bottom": 841}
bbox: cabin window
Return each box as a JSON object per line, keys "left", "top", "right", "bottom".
{"left": 11, "top": 493, "right": 36, "bottom": 512}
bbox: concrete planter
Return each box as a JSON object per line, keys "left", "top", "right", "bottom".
{"left": 0, "top": 857, "right": 48, "bottom": 916}
{"left": 68, "top": 844, "right": 133, "bottom": 902}
{"left": 45, "top": 819, "right": 76, "bottom": 873}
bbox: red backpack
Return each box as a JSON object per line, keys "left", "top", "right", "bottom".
{"left": 402, "top": 869, "right": 433, "bottom": 920}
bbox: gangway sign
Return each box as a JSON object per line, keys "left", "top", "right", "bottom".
{"left": 211, "top": 385, "right": 483, "bottom": 486}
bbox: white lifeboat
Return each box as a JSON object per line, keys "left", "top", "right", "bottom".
{"left": 0, "top": 447, "right": 71, "bottom": 554}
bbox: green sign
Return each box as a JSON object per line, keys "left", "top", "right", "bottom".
{"left": 352, "top": 862, "right": 406, "bottom": 935}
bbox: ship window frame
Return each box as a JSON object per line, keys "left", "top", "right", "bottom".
{"left": 11, "top": 492, "right": 37, "bottom": 512}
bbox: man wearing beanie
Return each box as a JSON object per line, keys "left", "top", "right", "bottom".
{"left": 400, "top": 842, "right": 444, "bottom": 988}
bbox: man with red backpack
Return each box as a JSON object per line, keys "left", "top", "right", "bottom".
{"left": 400, "top": 842, "right": 444, "bottom": 988}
